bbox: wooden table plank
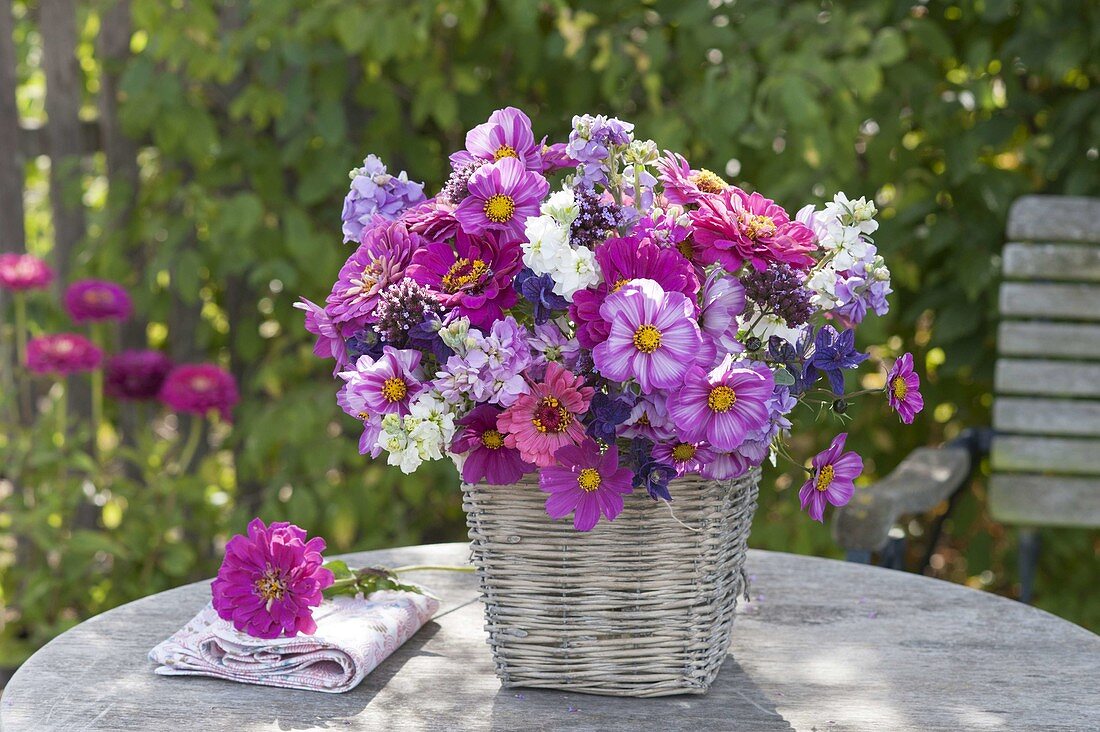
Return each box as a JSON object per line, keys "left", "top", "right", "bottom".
{"left": 3, "top": 543, "right": 1098, "bottom": 731}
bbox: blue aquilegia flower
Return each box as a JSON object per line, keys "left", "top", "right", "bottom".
{"left": 810, "top": 326, "right": 869, "bottom": 395}
{"left": 515, "top": 268, "right": 568, "bottom": 325}
{"left": 627, "top": 438, "right": 677, "bottom": 502}
{"left": 585, "top": 391, "right": 634, "bottom": 442}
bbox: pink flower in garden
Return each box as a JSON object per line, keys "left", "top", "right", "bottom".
{"left": 450, "top": 404, "right": 534, "bottom": 485}
{"left": 592, "top": 279, "right": 702, "bottom": 394}
{"left": 667, "top": 355, "right": 774, "bottom": 451}
{"left": 63, "top": 279, "right": 132, "bottom": 323}
{"left": 656, "top": 151, "right": 730, "bottom": 205}
{"left": 25, "top": 333, "right": 102, "bottom": 375}
{"left": 325, "top": 220, "right": 423, "bottom": 330}
{"left": 338, "top": 347, "right": 424, "bottom": 420}
{"left": 105, "top": 350, "right": 173, "bottom": 400}
{"left": 799, "top": 433, "right": 863, "bottom": 523}
{"left": 886, "top": 352, "right": 924, "bottom": 424}
{"left": 295, "top": 298, "right": 348, "bottom": 373}
{"left": 697, "top": 270, "right": 747, "bottom": 367}
{"left": 453, "top": 157, "right": 549, "bottom": 241}
{"left": 539, "top": 439, "right": 633, "bottom": 531}
{"left": 690, "top": 188, "right": 817, "bottom": 272}
{"left": 651, "top": 440, "right": 716, "bottom": 477}
{"left": 406, "top": 229, "right": 521, "bottom": 329}
{"left": 450, "top": 106, "right": 543, "bottom": 172}
{"left": 0, "top": 253, "right": 53, "bottom": 291}
{"left": 159, "top": 364, "right": 240, "bottom": 421}
{"left": 211, "top": 518, "right": 335, "bottom": 639}
{"left": 496, "top": 361, "right": 594, "bottom": 468}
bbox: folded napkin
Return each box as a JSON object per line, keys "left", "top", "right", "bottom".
{"left": 149, "top": 590, "right": 439, "bottom": 693}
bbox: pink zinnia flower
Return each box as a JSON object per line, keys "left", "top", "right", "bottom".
{"left": 453, "top": 157, "right": 549, "bottom": 241}
{"left": 0, "top": 253, "right": 53, "bottom": 292}
{"left": 690, "top": 188, "right": 817, "bottom": 271}
{"left": 656, "top": 151, "right": 730, "bottom": 205}
{"left": 159, "top": 364, "right": 240, "bottom": 421}
{"left": 325, "top": 220, "right": 422, "bottom": 330}
{"left": 450, "top": 106, "right": 543, "bottom": 172}
{"left": 295, "top": 298, "right": 348, "bottom": 374}
{"left": 539, "top": 439, "right": 633, "bottom": 531}
{"left": 496, "top": 361, "right": 594, "bottom": 468}
{"left": 401, "top": 198, "right": 459, "bottom": 242}
{"left": 651, "top": 440, "right": 716, "bottom": 477}
{"left": 105, "top": 350, "right": 173, "bottom": 400}
{"left": 592, "top": 279, "right": 702, "bottom": 394}
{"left": 886, "top": 352, "right": 924, "bottom": 424}
{"left": 211, "top": 518, "right": 335, "bottom": 639}
{"left": 407, "top": 229, "right": 521, "bottom": 329}
{"left": 63, "top": 279, "right": 132, "bottom": 323}
{"left": 25, "top": 333, "right": 102, "bottom": 375}
{"left": 799, "top": 433, "right": 863, "bottom": 523}
{"left": 451, "top": 404, "right": 534, "bottom": 485}
{"left": 667, "top": 355, "right": 775, "bottom": 451}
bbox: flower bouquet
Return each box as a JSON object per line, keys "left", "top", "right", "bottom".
{"left": 299, "top": 108, "right": 922, "bottom": 696}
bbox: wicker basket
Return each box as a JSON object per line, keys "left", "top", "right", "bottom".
{"left": 462, "top": 467, "right": 760, "bottom": 697}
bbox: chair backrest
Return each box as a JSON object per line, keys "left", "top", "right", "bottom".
{"left": 990, "top": 195, "right": 1100, "bottom": 527}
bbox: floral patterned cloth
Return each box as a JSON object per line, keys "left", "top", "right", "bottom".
{"left": 149, "top": 591, "right": 439, "bottom": 693}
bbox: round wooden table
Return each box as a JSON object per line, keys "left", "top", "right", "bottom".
{"left": 3, "top": 543, "right": 1098, "bottom": 731}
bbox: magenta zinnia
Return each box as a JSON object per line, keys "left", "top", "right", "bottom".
{"left": 159, "top": 364, "right": 240, "bottom": 421}
{"left": 667, "top": 355, "right": 774, "bottom": 451}
{"left": 105, "top": 350, "right": 173, "bottom": 400}
{"left": 656, "top": 151, "right": 730, "bottom": 205}
{"left": 211, "top": 518, "right": 335, "bottom": 639}
{"left": 690, "top": 188, "right": 816, "bottom": 272}
{"left": 497, "top": 361, "right": 594, "bottom": 468}
{"left": 0, "top": 253, "right": 53, "bottom": 292}
{"left": 451, "top": 404, "right": 534, "bottom": 485}
{"left": 25, "top": 333, "right": 102, "bottom": 375}
{"left": 63, "top": 279, "right": 132, "bottom": 323}
{"left": 799, "top": 433, "right": 862, "bottom": 523}
{"left": 539, "top": 439, "right": 633, "bottom": 531}
{"left": 325, "top": 220, "right": 422, "bottom": 330}
{"left": 886, "top": 352, "right": 924, "bottom": 424}
{"left": 453, "top": 157, "right": 549, "bottom": 241}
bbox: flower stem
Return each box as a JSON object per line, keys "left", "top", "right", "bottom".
{"left": 56, "top": 378, "right": 68, "bottom": 447}
{"left": 177, "top": 415, "right": 204, "bottom": 473}
{"left": 89, "top": 322, "right": 106, "bottom": 461}
{"left": 391, "top": 564, "right": 475, "bottom": 575}
{"left": 13, "top": 292, "right": 31, "bottom": 417}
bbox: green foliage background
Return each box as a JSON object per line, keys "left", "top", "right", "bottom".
{"left": 3, "top": 0, "right": 1099, "bottom": 663}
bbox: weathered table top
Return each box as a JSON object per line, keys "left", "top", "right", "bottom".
{"left": 3, "top": 543, "right": 1098, "bottom": 731}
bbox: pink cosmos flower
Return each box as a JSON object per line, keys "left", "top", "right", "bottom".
{"left": 651, "top": 440, "right": 716, "bottom": 477}
{"left": 26, "top": 333, "right": 102, "bottom": 375}
{"left": 105, "top": 350, "right": 172, "bottom": 400}
{"left": 496, "top": 361, "right": 594, "bottom": 468}
{"left": 886, "top": 352, "right": 924, "bottom": 424}
{"left": 539, "top": 439, "right": 633, "bottom": 531}
{"left": 406, "top": 229, "right": 521, "bottom": 329}
{"left": 451, "top": 404, "right": 534, "bottom": 485}
{"left": 63, "top": 279, "right": 132, "bottom": 323}
{"left": 338, "top": 347, "right": 424, "bottom": 420}
{"left": 799, "top": 433, "right": 863, "bottom": 522}
{"left": 295, "top": 298, "right": 348, "bottom": 374}
{"left": 453, "top": 157, "right": 549, "bottom": 241}
{"left": 592, "top": 279, "right": 702, "bottom": 394}
{"left": 656, "top": 151, "right": 730, "bottom": 205}
{"left": 667, "top": 355, "right": 774, "bottom": 451}
{"left": 325, "top": 220, "right": 422, "bottom": 330}
{"left": 336, "top": 356, "right": 384, "bottom": 458}
{"left": 702, "top": 450, "right": 754, "bottom": 481}
{"left": 211, "top": 518, "right": 334, "bottom": 639}
{"left": 690, "top": 188, "right": 817, "bottom": 271}
{"left": 0, "top": 253, "right": 53, "bottom": 292}
{"left": 159, "top": 364, "right": 240, "bottom": 421}
{"left": 450, "top": 106, "right": 543, "bottom": 172}
{"left": 620, "top": 392, "right": 674, "bottom": 441}
{"left": 697, "top": 270, "right": 747, "bottom": 368}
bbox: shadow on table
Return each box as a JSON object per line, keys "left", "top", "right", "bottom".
{"left": 487, "top": 655, "right": 794, "bottom": 732}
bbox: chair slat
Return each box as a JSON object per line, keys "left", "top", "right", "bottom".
{"left": 991, "top": 435, "right": 1100, "bottom": 475}
{"left": 997, "top": 322, "right": 1100, "bottom": 360}
{"left": 993, "top": 397, "right": 1100, "bottom": 438}
{"left": 999, "top": 283, "right": 1100, "bottom": 322}
{"left": 995, "top": 359, "right": 1100, "bottom": 398}
{"left": 989, "top": 474, "right": 1100, "bottom": 527}
{"left": 1003, "top": 243, "right": 1100, "bottom": 282}
{"left": 1007, "top": 195, "right": 1100, "bottom": 243}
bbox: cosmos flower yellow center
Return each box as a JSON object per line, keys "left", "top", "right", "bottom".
{"left": 381, "top": 377, "right": 408, "bottom": 402}
{"left": 493, "top": 144, "right": 518, "bottom": 161}
{"left": 578, "top": 468, "right": 602, "bottom": 493}
{"left": 690, "top": 169, "right": 728, "bottom": 194}
{"left": 677, "top": 239, "right": 695, "bottom": 260}
{"left": 254, "top": 567, "right": 287, "bottom": 603}
{"left": 636, "top": 412, "right": 651, "bottom": 426}
{"left": 442, "top": 257, "right": 489, "bottom": 293}
{"left": 611, "top": 277, "right": 631, "bottom": 293}
{"left": 632, "top": 324, "right": 662, "bottom": 354}
{"left": 532, "top": 396, "right": 572, "bottom": 434}
{"left": 672, "top": 443, "right": 697, "bottom": 462}
{"left": 891, "top": 376, "right": 908, "bottom": 400}
{"left": 743, "top": 214, "right": 777, "bottom": 240}
{"left": 357, "top": 411, "right": 370, "bottom": 422}
{"left": 707, "top": 385, "right": 737, "bottom": 412}
{"left": 484, "top": 194, "right": 516, "bottom": 223}
{"left": 815, "top": 464, "right": 835, "bottom": 492}
{"left": 480, "top": 429, "right": 505, "bottom": 449}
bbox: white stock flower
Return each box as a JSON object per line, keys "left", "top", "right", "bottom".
{"left": 522, "top": 215, "right": 570, "bottom": 274}
{"left": 541, "top": 188, "right": 579, "bottom": 226}
{"left": 550, "top": 246, "right": 600, "bottom": 300}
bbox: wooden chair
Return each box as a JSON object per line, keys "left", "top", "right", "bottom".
{"left": 834, "top": 195, "right": 1100, "bottom": 602}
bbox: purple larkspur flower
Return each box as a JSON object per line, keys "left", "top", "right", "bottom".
{"left": 529, "top": 321, "right": 580, "bottom": 374}
{"left": 809, "top": 325, "right": 869, "bottom": 395}
{"left": 326, "top": 220, "right": 423, "bottom": 330}
{"left": 450, "top": 107, "right": 543, "bottom": 172}
{"left": 886, "top": 352, "right": 924, "bottom": 424}
{"left": 105, "top": 350, "right": 172, "bottom": 400}
{"left": 656, "top": 151, "right": 731, "bottom": 205}
{"left": 651, "top": 439, "right": 716, "bottom": 477}
{"left": 63, "top": 280, "right": 132, "bottom": 323}
{"left": 539, "top": 438, "right": 633, "bottom": 531}
{"left": 337, "top": 346, "right": 425, "bottom": 420}
{"left": 211, "top": 518, "right": 334, "bottom": 639}
{"left": 0, "top": 253, "right": 53, "bottom": 292}
{"left": 453, "top": 157, "right": 549, "bottom": 241}
{"left": 451, "top": 404, "right": 534, "bottom": 485}
{"left": 341, "top": 154, "right": 426, "bottom": 243}
{"left": 690, "top": 188, "right": 817, "bottom": 272}
{"left": 295, "top": 298, "right": 349, "bottom": 374}
{"left": 159, "top": 364, "right": 240, "bottom": 421}
{"left": 407, "top": 313, "right": 454, "bottom": 362}
{"left": 698, "top": 270, "right": 747, "bottom": 367}
{"left": 799, "top": 433, "right": 862, "bottom": 522}
{"left": 346, "top": 329, "right": 385, "bottom": 363}
{"left": 628, "top": 438, "right": 677, "bottom": 502}
{"left": 26, "top": 333, "right": 102, "bottom": 375}
{"left": 592, "top": 279, "right": 702, "bottom": 394}
{"left": 515, "top": 268, "right": 568, "bottom": 325}
{"left": 667, "top": 355, "right": 774, "bottom": 451}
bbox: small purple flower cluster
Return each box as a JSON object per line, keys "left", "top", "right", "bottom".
{"left": 568, "top": 184, "right": 630, "bottom": 249}
{"left": 742, "top": 264, "right": 814, "bottom": 326}
{"left": 372, "top": 279, "right": 445, "bottom": 346}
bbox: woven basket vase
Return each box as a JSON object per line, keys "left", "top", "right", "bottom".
{"left": 462, "top": 467, "right": 760, "bottom": 697}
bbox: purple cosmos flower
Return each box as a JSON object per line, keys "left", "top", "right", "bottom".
{"left": 539, "top": 439, "right": 633, "bottom": 531}
{"left": 0, "top": 253, "right": 53, "bottom": 292}
{"left": 407, "top": 230, "right": 522, "bottom": 330}
{"left": 620, "top": 392, "right": 674, "bottom": 442}
{"left": 667, "top": 355, "right": 775, "bottom": 451}
{"left": 295, "top": 298, "right": 349, "bottom": 374}
{"left": 159, "top": 364, "right": 240, "bottom": 421}
{"left": 450, "top": 106, "right": 543, "bottom": 172}
{"left": 336, "top": 357, "right": 384, "bottom": 457}
{"left": 372, "top": 279, "right": 446, "bottom": 347}
{"left": 105, "top": 350, "right": 173, "bottom": 400}
{"left": 450, "top": 404, "right": 534, "bottom": 485}
{"left": 341, "top": 154, "right": 426, "bottom": 243}
{"left": 25, "top": 333, "right": 102, "bottom": 375}
{"left": 211, "top": 518, "right": 335, "bottom": 639}
{"left": 698, "top": 270, "right": 747, "bottom": 367}
{"left": 690, "top": 188, "right": 817, "bottom": 272}
{"left": 515, "top": 268, "right": 568, "bottom": 325}
{"left": 810, "top": 326, "right": 869, "bottom": 395}
{"left": 592, "top": 279, "right": 702, "bottom": 394}
{"left": 656, "top": 151, "right": 730, "bottom": 205}
{"left": 702, "top": 450, "right": 754, "bottom": 481}
{"left": 585, "top": 391, "right": 634, "bottom": 442}
{"left": 651, "top": 439, "right": 716, "bottom": 477}
{"left": 886, "top": 352, "right": 924, "bottom": 424}
{"left": 325, "top": 220, "right": 422, "bottom": 330}
{"left": 799, "top": 433, "right": 863, "bottom": 522}
{"left": 742, "top": 264, "right": 814, "bottom": 327}
{"left": 453, "top": 157, "right": 549, "bottom": 241}
{"left": 338, "top": 346, "right": 425, "bottom": 419}
{"left": 63, "top": 280, "right": 132, "bottom": 323}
